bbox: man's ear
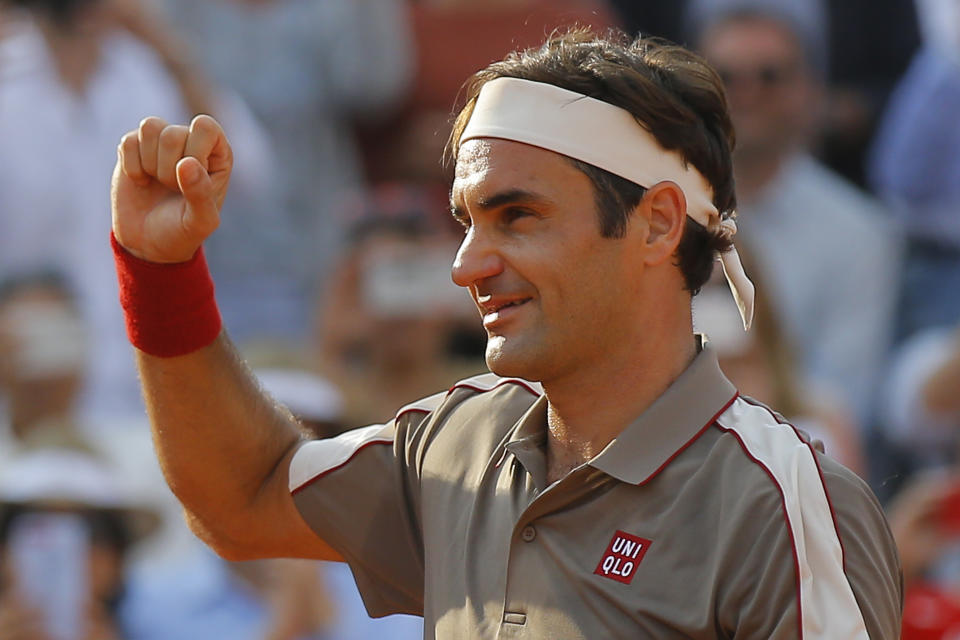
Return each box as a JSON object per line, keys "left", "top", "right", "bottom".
{"left": 636, "top": 181, "right": 686, "bottom": 266}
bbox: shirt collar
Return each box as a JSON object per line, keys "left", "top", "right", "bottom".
{"left": 590, "top": 338, "right": 737, "bottom": 484}
{"left": 504, "top": 396, "right": 550, "bottom": 490}
{"left": 504, "top": 336, "right": 737, "bottom": 487}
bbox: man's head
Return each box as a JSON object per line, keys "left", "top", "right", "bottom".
{"left": 0, "top": 271, "right": 88, "bottom": 436}
{"left": 692, "top": 4, "right": 825, "bottom": 163}
{"left": 445, "top": 29, "right": 742, "bottom": 380}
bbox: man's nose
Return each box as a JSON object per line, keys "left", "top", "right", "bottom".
{"left": 451, "top": 227, "right": 504, "bottom": 288}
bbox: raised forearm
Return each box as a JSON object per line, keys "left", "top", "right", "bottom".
{"left": 137, "top": 332, "right": 303, "bottom": 549}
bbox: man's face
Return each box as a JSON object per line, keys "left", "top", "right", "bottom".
{"left": 698, "top": 16, "right": 818, "bottom": 159}
{"left": 450, "top": 139, "right": 643, "bottom": 383}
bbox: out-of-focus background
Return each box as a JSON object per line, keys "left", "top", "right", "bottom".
{"left": 0, "top": 0, "right": 958, "bottom": 637}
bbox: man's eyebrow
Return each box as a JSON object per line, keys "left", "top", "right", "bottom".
{"left": 449, "top": 188, "right": 552, "bottom": 220}
{"left": 477, "top": 189, "right": 549, "bottom": 210}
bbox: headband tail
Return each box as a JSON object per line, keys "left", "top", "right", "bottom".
{"left": 719, "top": 247, "right": 755, "bottom": 331}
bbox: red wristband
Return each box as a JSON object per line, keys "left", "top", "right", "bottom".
{"left": 111, "top": 232, "right": 222, "bottom": 357}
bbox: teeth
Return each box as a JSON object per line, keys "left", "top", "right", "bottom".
{"left": 482, "top": 298, "right": 527, "bottom": 314}
{"left": 498, "top": 300, "right": 526, "bottom": 312}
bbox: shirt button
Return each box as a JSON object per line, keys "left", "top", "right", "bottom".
{"left": 521, "top": 525, "right": 537, "bottom": 542}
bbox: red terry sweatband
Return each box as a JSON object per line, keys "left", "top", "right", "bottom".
{"left": 111, "top": 232, "right": 222, "bottom": 357}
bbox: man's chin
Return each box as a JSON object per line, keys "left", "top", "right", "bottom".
{"left": 485, "top": 337, "right": 540, "bottom": 381}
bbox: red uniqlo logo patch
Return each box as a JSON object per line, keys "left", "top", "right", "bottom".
{"left": 594, "top": 530, "right": 651, "bottom": 584}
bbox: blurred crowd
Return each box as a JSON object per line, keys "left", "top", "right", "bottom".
{"left": 0, "top": 0, "right": 959, "bottom": 637}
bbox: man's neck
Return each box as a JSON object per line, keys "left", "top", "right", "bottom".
{"left": 541, "top": 313, "right": 698, "bottom": 485}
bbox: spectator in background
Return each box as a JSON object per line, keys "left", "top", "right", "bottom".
{"left": 157, "top": 0, "right": 415, "bottom": 340}
{"left": 0, "top": 270, "right": 372, "bottom": 640}
{"left": 359, "top": 0, "right": 619, "bottom": 186}
{"left": 0, "top": 270, "right": 343, "bottom": 640}
{"left": 876, "top": 283, "right": 960, "bottom": 635}
{"left": 0, "top": 272, "right": 92, "bottom": 460}
{"left": 124, "top": 552, "right": 340, "bottom": 640}
{"left": 608, "top": 0, "right": 921, "bottom": 188}
{"left": 0, "top": 0, "right": 273, "bottom": 424}
{"left": 316, "top": 184, "right": 486, "bottom": 426}
{"left": 882, "top": 325, "right": 960, "bottom": 475}
{"left": 818, "top": 0, "right": 920, "bottom": 187}
{"left": 869, "top": 0, "right": 960, "bottom": 340}
{"left": 888, "top": 467, "right": 960, "bottom": 638}
{"left": 689, "top": 0, "right": 901, "bottom": 424}
{"left": 0, "top": 448, "right": 161, "bottom": 640}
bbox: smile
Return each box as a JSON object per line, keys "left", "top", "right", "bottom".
{"left": 479, "top": 297, "right": 532, "bottom": 328}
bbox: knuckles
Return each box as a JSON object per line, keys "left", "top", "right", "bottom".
{"left": 190, "top": 113, "right": 220, "bottom": 135}
{"left": 138, "top": 116, "right": 167, "bottom": 136}
{"left": 157, "top": 125, "right": 188, "bottom": 150}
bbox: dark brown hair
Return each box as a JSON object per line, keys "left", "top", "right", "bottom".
{"left": 445, "top": 28, "right": 737, "bottom": 294}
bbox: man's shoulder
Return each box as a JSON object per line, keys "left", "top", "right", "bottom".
{"left": 707, "top": 396, "right": 883, "bottom": 522}
{"left": 396, "top": 373, "right": 541, "bottom": 420}
{"left": 395, "top": 373, "right": 542, "bottom": 453}
{"left": 697, "top": 398, "right": 901, "bottom": 640}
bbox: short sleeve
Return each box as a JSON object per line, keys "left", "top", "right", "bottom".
{"left": 821, "top": 460, "right": 904, "bottom": 639}
{"left": 714, "top": 400, "right": 902, "bottom": 639}
{"left": 288, "top": 392, "right": 444, "bottom": 617}
{"left": 724, "top": 456, "right": 902, "bottom": 639}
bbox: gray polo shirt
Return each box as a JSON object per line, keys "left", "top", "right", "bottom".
{"left": 289, "top": 343, "right": 901, "bottom": 638}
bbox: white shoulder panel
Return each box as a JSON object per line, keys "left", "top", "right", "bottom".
{"left": 289, "top": 424, "right": 393, "bottom": 493}
{"left": 715, "top": 398, "right": 869, "bottom": 639}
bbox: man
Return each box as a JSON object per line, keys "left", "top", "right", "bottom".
{"left": 687, "top": 1, "right": 901, "bottom": 426}
{"left": 108, "top": 29, "right": 901, "bottom": 638}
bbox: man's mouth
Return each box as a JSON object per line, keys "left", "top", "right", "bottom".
{"left": 477, "top": 296, "right": 532, "bottom": 327}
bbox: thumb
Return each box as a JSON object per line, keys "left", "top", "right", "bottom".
{"left": 176, "top": 156, "right": 220, "bottom": 238}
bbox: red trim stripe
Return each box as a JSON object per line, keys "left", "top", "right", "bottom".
{"left": 450, "top": 377, "right": 541, "bottom": 398}
{"left": 291, "top": 438, "right": 393, "bottom": 495}
{"left": 291, "top": 407, "right": 432, "bottom": 495}
{"left": 714, "top": 415, "right": 805, "bottom": 640}
{"left": 292, "top": 378, "right": 536, "bottom": 496}
{"left": 637, "top": 392, "right": 740, "bottom": 486}
{"left": 741, "top": 397, "right": 848, "bottom": 574}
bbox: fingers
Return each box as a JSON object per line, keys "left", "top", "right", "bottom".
{"left": 137, "top": 116, "right": 167, "bottom": 178}
{"left": 183, "top": 114, "right": 222, "bottom": 173}
{"left": 128, "top": 115, "right": 231, "bottom": 193}
{"left": 118, "top": 131, "right": 148, "bottom": 186}
{"left": 176, "top": 157, "right": 220, "bottom": 237}
{"left": 156, "top": 124, "right": 189, "bottom": 189}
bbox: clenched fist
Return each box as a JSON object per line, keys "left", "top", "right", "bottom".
{"left": 111, "top": 114, "right": 232, "bottom": 263}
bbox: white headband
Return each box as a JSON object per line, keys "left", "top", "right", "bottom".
{"left": 459, "top": 77, "right": 755, "bottom": 330}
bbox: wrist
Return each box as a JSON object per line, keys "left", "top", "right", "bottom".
{"left": 111, "top": 231, "right": 222, "bottom": 357}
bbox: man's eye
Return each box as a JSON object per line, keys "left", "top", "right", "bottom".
{"left": 503, "top": 208, "right": 534, "bottom": 224}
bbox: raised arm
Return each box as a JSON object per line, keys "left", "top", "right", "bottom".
{"left": 111, "top": 115, "right": 339, "bottom": 561}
